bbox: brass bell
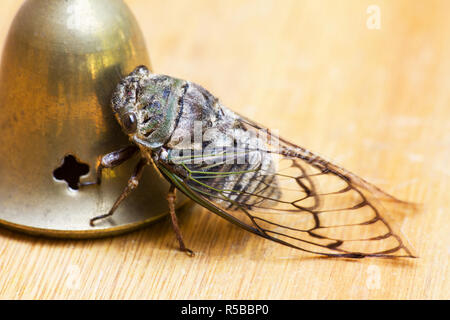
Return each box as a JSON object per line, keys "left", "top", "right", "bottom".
{"left": 0, "top": 0, "right": 186, "bottom": 237}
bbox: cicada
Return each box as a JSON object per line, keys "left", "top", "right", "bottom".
{"left": 82, "top": 65, "right": 415, "bottom": 258}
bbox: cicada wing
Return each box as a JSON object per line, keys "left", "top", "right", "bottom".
{"left": 236, "top": 115, "right": 417, "bottom": 257}
{"left": 156, "top": 115, "right": 416, "bottom": 258}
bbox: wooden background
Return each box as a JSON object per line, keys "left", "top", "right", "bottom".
{"left": 0, "top": 0, "right": 448, "bottom": 299}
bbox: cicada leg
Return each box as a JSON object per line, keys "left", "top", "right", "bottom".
{"left": 79, "top": 145, "right": 139, "bottom": 187}
{"left": 90, "top": 157, "right": 147, "bottom": 226}
{"left": 167, "top": 185, "right": 195, "bottom": 257}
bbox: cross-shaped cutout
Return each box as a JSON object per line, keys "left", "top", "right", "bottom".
{"left": 53, "top": 155, "right": 90, "bottom": 190}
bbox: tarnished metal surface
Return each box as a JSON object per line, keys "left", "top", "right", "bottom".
{"left": 0, "top": 0, "right": 186, "bottom": 238}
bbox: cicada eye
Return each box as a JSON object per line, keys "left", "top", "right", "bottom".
{"left": 121, "top": 112, "right": 137, "bottom": 134}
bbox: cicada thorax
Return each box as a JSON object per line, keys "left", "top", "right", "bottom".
{"left": 112, "top": 67, "right": 281, "bottom": 211}
{"left": 163, "top": 82, "right": 282, "bottom": 210}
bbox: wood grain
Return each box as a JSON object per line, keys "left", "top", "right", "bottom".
{"left": 0, "top": 0, "right": 448, "bottom": 299}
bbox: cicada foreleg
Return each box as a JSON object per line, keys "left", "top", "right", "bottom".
{"left": 79, "top": 145, "right": 139, "bottom": 187}
{"left": 90, "top": 157, "right": 147, "bottom": 226}
{"left": 167, "top": 185, "right": 195, "bottom": 257}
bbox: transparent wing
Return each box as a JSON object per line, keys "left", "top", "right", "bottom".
{"left": 157, "top": 115, "right": 416, "bottom": 258}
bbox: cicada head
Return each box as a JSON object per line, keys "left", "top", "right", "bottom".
{"left": 111, "top": 65, "right": 184, "bottom": 149}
